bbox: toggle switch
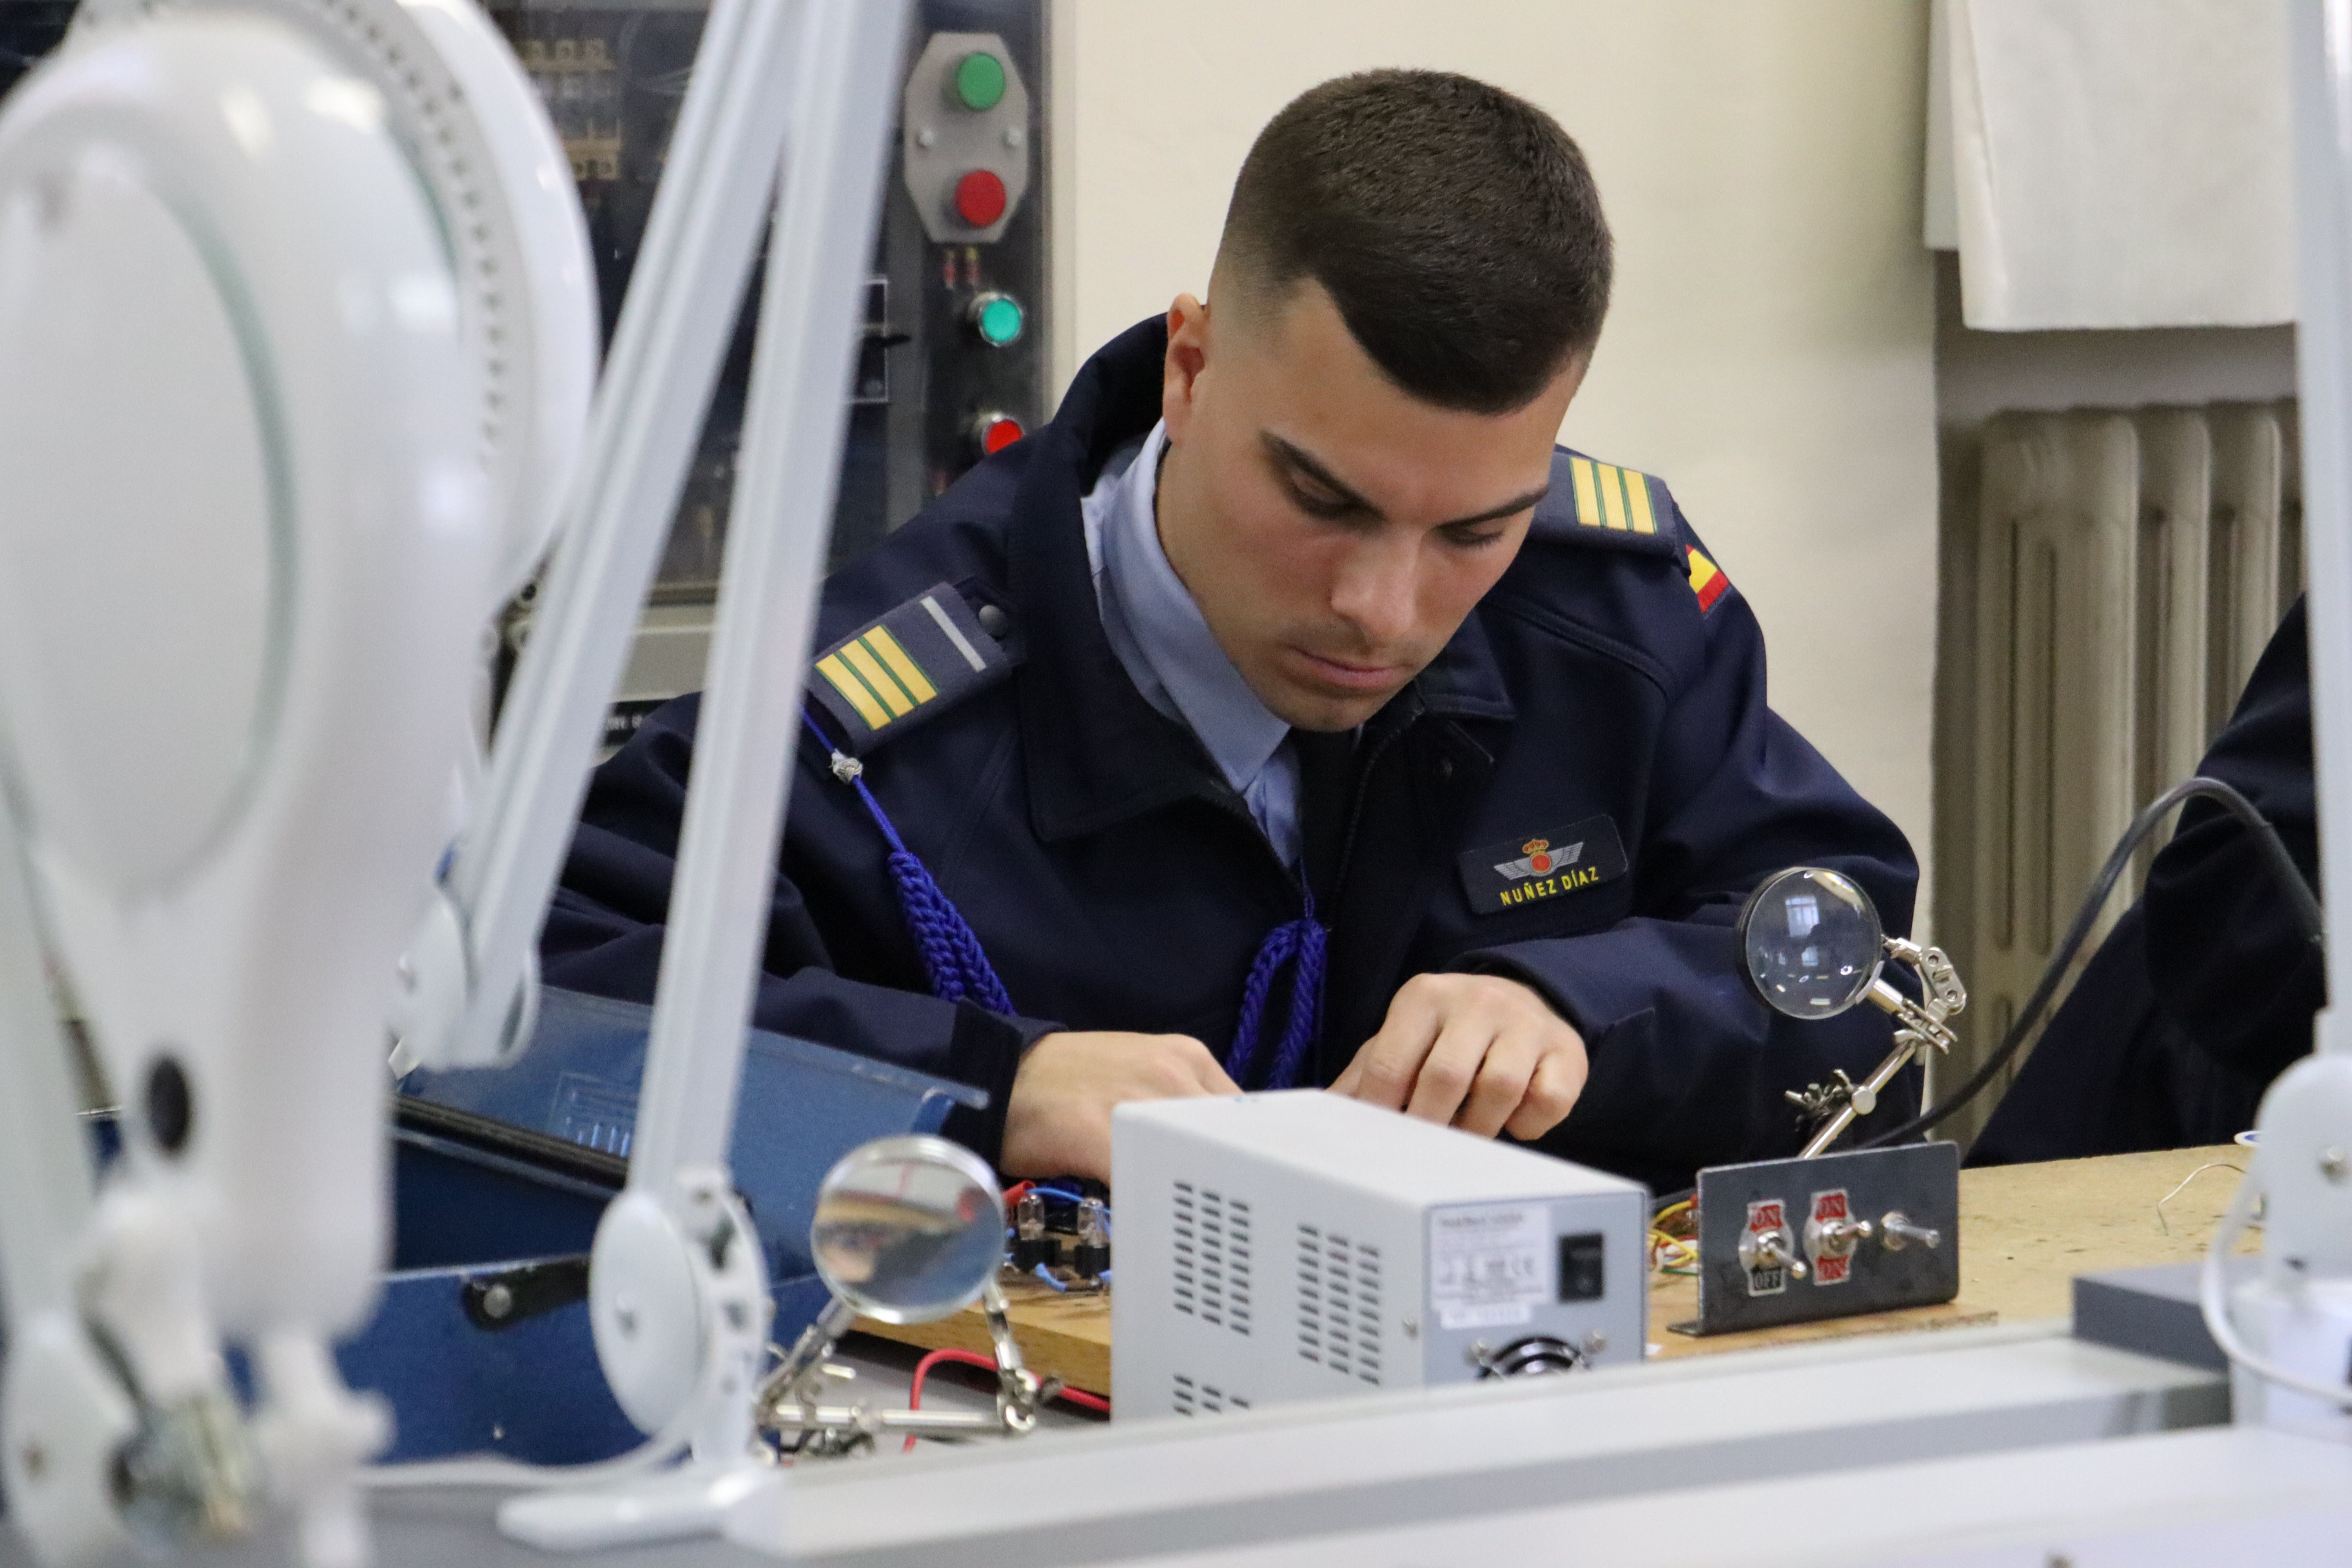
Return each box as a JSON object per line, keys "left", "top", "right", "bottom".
{"left": 1738, "top": 1227, "right": 1809, "bottom": 1281}
{"left": 1879, "top": 1211, "right": 1942, "bottom": 1251}
{"left": 1810, "top": 1215, "right": 1875, "bottom": 1251}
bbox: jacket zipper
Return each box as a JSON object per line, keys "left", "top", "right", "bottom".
{"left": 1324, "top": 695, "right": 1421, "bottom": 907}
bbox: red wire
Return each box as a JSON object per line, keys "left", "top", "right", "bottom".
{"left": 906, "top": 1348, "right": 995, "bottom": 1453}
{"left": 903, "top": 1346, "right": 1110, "bottom": 1451}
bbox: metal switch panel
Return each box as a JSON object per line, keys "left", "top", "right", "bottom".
{"left": 902, "top": 31, "right": 1032, "bottom": 245}
{"left": 1690, "top": 1140, "right": 1960, "bottom": 1335}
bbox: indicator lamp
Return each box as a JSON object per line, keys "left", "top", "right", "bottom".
{"left": 967, "top": 290, "right": 1025, "bottom": 347}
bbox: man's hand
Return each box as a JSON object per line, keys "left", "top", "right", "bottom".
{"left": 1330, "top": 973, "right": 1586, "bottom": 1140}
{"left": 1000, "top": 1031, "right": 1240, "bottom": 1181}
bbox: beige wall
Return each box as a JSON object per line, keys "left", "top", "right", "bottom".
{"left": 1048, "top": 1, "right": 1943, "bottom": 924}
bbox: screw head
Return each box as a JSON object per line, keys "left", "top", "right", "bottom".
{"left": 2322, "top": 1148, "right": 2348, "bottom": 1183}
{"left": 480, "top": 1282, "right": 514, "bottom": 1320}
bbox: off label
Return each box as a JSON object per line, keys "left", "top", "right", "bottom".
{"left": 1811, "top": 1189, "right": 1851, "bottom": 1285}
{"left": 1745, "top": 1199, "right": 1788, "bottom": 1296}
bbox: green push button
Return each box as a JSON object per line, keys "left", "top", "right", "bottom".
{"left": 973, "top": 292, "right": 1025, "bottom": 347}
{"left": 952, "top": 51, "right": 1006, "bottom": 112}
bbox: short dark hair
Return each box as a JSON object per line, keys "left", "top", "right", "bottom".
{"left": 1217, "top": 70, "right": 1612, "bottom": 415}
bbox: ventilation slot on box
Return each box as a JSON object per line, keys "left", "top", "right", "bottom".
{"left": 1172, "top": 1180, "right": 1251, "bottom": 1336}
{"left": 1295, "top": 1225, "right": 1383, "bottom": 1385}
{"left": 1171, "top": 1374, "right": 1250, "bottom": 1417}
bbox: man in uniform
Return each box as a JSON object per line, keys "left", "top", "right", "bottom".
{"left": 544, "top": 69, "right": 1917, "bottom": 1194}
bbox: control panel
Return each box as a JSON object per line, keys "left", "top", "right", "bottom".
{"left": 1687, "top": 1140, "right": 1961, "bottom": 1336}
{"left": 485, "top": 0, "right": 1048, "bottom": 740}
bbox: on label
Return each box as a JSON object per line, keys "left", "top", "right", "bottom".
{"left": 1812, "top": 1189, "right": 1853, "bottom": 1285}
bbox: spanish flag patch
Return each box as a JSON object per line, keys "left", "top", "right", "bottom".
{"left": 1686, "top": 547, "right": 1729, "bottom": 614}
{"left": 808, "top": 583, "right": 1014, "bottom": 752}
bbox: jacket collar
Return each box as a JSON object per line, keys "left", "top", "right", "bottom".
{"left": 1009, "top": 318, "right": 1516, "bottom": 842}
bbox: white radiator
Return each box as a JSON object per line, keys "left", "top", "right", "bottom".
{"left": 1943, "top": 401, "right": 2300, "bottom": 1127}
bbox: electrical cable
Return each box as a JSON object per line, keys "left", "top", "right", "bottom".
{"left": 1857, "top": 776, "right": 2321, "bottom": 1150}
{"left": 1648, "top": 1198, "right": 1698, "bottom": 1275}
{"left": 902, "top": 1347, "right": 1110, "bottom": 1454}
{"left": 904, "top": 1347, "right": 993, "bottom": 1453}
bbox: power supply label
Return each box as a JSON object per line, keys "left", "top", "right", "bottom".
{"left": 1429, "top": 1203, "right": 1552, "bottom": 1330}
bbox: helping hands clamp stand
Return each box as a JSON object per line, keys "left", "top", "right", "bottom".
{"left": 1682, "top": 868, "right": 1968, "bottom": 1336}
{"left": 1786, "top": 929, "right": 1967, "bottom": 1158}
{"left": 757, "top": 1282, "right": 1054, "bottom": 1457}
{"left": 750, "top": 1136, "right": 1054, "bottom": 1457}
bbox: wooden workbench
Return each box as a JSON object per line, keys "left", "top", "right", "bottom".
{"left": 853, "top": 1143, "right": 2257, "bottom": 1395}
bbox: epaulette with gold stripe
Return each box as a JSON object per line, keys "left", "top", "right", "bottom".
{"left": 808, "top": 582, "right": 1016, "bottom": 753}
{"left": 1526, "top": 449, "right": 1681, "bottom": 556}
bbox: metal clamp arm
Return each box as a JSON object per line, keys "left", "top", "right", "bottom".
{"left": 1789, "top": 936, "right": 1971, "bottom": 1156}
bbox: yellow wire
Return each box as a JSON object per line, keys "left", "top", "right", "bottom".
{"left": 1649, "top": 1198, "right": 1699, "bottom": 1273}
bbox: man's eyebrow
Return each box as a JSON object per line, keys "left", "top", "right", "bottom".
{"left": 1263, "top": 432, "right": 1382, "bottom": 518}
{"left": 1261, "top": 430, "right": 1549, "bottom": 530}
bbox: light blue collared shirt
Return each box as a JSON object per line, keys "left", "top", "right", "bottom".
{"left": 1081, "top": 421, "right": 1305, "bottom": 867}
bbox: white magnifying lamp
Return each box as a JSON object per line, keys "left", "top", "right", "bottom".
{"left": 0, "top": 14, "right": 497, "bottom": 1565}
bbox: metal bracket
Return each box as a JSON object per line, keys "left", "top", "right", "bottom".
{"left": 459, "top": 1256, "right": 590, "bottom": 1333}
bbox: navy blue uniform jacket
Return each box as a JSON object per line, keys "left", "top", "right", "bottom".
{"left": 544, "top": 319, "right": 1919, "bottom": 1194}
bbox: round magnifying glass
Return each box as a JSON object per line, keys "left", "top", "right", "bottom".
{"left": 809, "top": 1135, "right": 1007, "bottom": 1326}
{"left": 1737, "top": 866, "right": 1884, "bottom": 1019}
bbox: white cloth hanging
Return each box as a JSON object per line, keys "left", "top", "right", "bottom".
{"left": 1928, "top": 0, "right": 2294, "bottom": 330}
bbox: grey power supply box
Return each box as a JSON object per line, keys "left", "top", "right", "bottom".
{"left": 1111, "top": 1092, "right": 1649, "bottom": 1421}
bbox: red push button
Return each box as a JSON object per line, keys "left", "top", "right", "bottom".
{"left": 954, "top": 169, "right": 1008, "bottom": 228}
{"left": 973, "top": 412, "right": 1025, "bottom": 456}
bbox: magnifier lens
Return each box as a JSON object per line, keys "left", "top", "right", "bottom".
{"left": 1737, "top": 867, "right": 1884, "bottom": 1019}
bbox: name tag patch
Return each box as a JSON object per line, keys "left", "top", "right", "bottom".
{"left": 1458, "top": 816, "right": 1628, "bottom": 915}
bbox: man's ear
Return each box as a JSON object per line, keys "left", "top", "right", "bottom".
{"left": 1162, "top": 292, "right": 1210, "bottom": 443}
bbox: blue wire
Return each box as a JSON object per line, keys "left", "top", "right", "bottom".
{"left": 1030, "top": 1263, "right": 1069, "bottom": 1293}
